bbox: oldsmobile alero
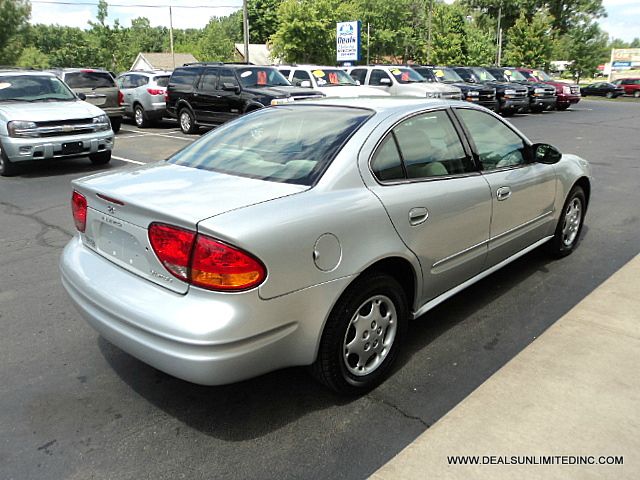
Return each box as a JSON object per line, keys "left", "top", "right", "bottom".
{"left": 60, "top": 98, "right": 591, "bottom": 394}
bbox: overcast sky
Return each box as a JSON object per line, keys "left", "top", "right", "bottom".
{"left": 29, "top": 0, "right": 640, "bottom": 42}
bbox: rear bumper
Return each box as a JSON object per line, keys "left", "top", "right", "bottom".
{"left": 1, "top": 130, "right": 113, "bottom": 163}
{"left": 59, "top": 237, "right": 351, "bottom": 385}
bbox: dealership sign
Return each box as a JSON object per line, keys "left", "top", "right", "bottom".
{"left": 336, "top": 21, "right": 361, "bottom": 62}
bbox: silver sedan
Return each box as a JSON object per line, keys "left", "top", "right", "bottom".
{"left": 60, "top": 98, "right": 591, "bottom": 394}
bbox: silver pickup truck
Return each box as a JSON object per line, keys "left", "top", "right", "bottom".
{"left": 0, "top": 70, "right": 114, "bottom": 176}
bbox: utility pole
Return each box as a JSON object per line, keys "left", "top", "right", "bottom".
{"left": 496, "top": 4, "right": 502, "bottom": 66}
{"left": 427, "top": 0, "right": 433, "bottom": 64}
{"left": 169, "top": 6, "right": 175, "bottom": 69}
{"left": 367, "top": 23, "right": 370, "bottom": 65}
{"left": 242, "top": 0, "right": 250, "bottom": 63}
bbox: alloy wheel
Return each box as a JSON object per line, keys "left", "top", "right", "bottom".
{"left": 562, "top": 197, "right": 582, "bottom": 246}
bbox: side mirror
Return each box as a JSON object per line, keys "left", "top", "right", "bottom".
{"left": 299, "top": 80, "right": 312, "bottom": 88}
{"left": 532, "top": 143, "right": 562, "bottom": 164}
{"left": 77, "top": 92, "right": 87, "bottom": 101}
{"left": 380, "top": 78, "right": 392, "bottom": 85}
{"left": 223, "top": 83, "right": 240, "bottom": 93}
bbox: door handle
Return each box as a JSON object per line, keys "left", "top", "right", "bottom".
{"left": 496, "top": 186, "right": 512, "bottom": 201}
{"left": 409, "top": 207, "right": 429, "bottom": 226}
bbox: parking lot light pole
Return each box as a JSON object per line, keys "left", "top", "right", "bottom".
{"left": 169, "top": 6, "right": 175, "bottom": 69}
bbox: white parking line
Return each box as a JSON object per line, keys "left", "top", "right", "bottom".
{"left": 118, "top": 128, "right": 194, "bottom": 141}
{"left": 112, "top": 155, "right": 145, "bottom": 165}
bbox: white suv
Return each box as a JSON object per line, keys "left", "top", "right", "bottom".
{"left": 277, "top": 65, "right": 389, "bottom": 97}
{"left": 347, "top": 65, "right": 461, "bottom": 99}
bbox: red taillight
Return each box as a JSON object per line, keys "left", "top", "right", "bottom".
{"left": 71, "top": 191, "right": 87, "bottom": 232}
{"left": 191, "top": 235, "right": 266, "bottom": 291}
{"left": 163, "top": 90, "right": 169, "bottom": 102}
{"left": 147, "top": 88, "right": 165, "bottom": 96}
{"left": 118, "top": 90, "right": 124, "bottom": 106}
{"left": 148, "top": 223, "right": 196, "bottom": 281}
{"left": 148, "top": 223, "right": 266, "bottom": 291}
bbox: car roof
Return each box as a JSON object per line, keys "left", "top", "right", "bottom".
{"left": 287, "top": 96, "right": 470, "bottom": 114}
{"left": 119, "top": 70, "right": 172, "bottom": 77}
{"left": 0, "top": 69, "right": 56, "bottom": 77}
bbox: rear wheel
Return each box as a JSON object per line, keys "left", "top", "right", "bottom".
{"left": 179, "top": 108, "right": 198, "bottom": 134}
{"left": 0, "top": 147, "right": 20, "bottom": 176}
{"left": 548, "top": 185, "right": 586, "bottom": 258}
{"left": 311, "top": 273, "right": 408, "bottom": 395}
{"left": 134, "top": 105, "right": 149, "bottom": 128}
{"left": 89, "top": 151, "right": 111, "bottom": 165}
{"left": 110, "top": 117, "right": 121, "bottom": 133}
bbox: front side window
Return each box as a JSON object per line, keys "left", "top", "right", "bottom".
{"left": 456, "top": 108, "right": 527, "bottom": 171}
{"left": 168, "top": 106, "right": 373, "bottom": 185}
{"left": 219, "top": 68, "right": 239, "bottom": 88}
{"left": 291, "top": 70, "right": 311, "bottom": 86}
{"left": 370, "top": 69, "right": 392, "bottom": 86}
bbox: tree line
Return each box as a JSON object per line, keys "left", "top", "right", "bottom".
{"left": 1, "top": 0, "right": 639, "bottom": 81}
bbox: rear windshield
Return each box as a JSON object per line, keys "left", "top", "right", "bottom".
{"left": 168, "top": 106, "right": 373, "bottom": 185}
{"left": 64, "top": 71, "right": 115, "bottom": 88}
{"left": 0, "top": 75, "right": 76, "bottom": 102}
{"left": 154, "top": 76, "right": 170, "bottom": 87}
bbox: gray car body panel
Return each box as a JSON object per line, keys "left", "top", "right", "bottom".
{"left": 117, "top": 71, "right": 171, "bottom": 120}
{"left": 60, "top": 97, "right": 591, "bottom": 385}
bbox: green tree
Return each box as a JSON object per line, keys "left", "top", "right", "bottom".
{"left": 464, "top": 18, "right": 496, "bottom": 65}
{"left": 503, "top": 10, "right": 553, "bottom": 67}
{"left": 424, "top": 2, "right": 466, "bottom": 65}
{"left": 197, "top": 18, "right": 236, "bottom": 61}
{"left": 566, "top": 21, "right": 608, "bottom": 83}
{"left": 248, "top": 0, "right": 283, "bottom": 43}
{"left": 0, "top": 0, "right": 31, "bottom": 64}
{"left": 16, "top": 46, "right": 50, "bottom": 68}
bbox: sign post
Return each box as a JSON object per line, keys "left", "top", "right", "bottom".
{"left": 336, "top": 21, "right": 361, "bottom": 64}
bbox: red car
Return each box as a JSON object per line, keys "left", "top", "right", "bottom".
{"left": 517, "top": 68, "right": 581, "bottom": 110}
{"left": 613, "top": 78, "right": 640, "bottom": 98}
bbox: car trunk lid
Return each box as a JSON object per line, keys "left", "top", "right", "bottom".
{"left": 73, "top": 162, "right": 307, "bottom": 293}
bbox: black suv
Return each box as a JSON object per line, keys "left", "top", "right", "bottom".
{"left": 166, "top": 63, "right": 324, "bottom": 133}
{"left": 452, "top": 66, "right": 529, "bottom": 116}
{"left": 485, "top": 67, "right": 557, "bottom": 113}
{"left": 412, "top": 65, "right": 497, "bottom": 110}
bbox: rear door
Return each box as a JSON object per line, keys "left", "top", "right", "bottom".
{"left": 192, "top": 67, "right": 220, "bottom": 123}
{"left": 454, "top": 107, "right": 557, "bottom": 265}
{"left": 365, "top": 108, "right": 492, "bottom": 302}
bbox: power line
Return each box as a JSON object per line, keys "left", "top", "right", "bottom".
{"left": 31, "top": 0, "right": 241, "bottom": 8}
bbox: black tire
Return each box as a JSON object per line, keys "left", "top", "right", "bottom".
{"left": 178, "top": 108, "right": 198, "bottom": 134}
{"left": 134, "top": 104, "right": 149, "bottom": 128}
{"left": 0, "top": 147, "right": 20, "bottom": 176}
{"left": 311, "top": 273, "right": 408, "bottom": 395}
{"left": 530, "top": 105, "right": 544, "bottom": 113}
{"left": 547, "top": 185, "right": 586, "bottom": 258}
{"left": 89, "top": 151, "right": 111, "bottom": 165}
{"left": 606, "top": 91, "right": 614, "bottom": 99}
{"left": 110, "top": 117, "right": 122, "bottom": 133}
{"left": 500, "top": 108, "right": 515, "bottom": 117}
{"left": 557, "top": 104, "right": 570, "bottom": 111}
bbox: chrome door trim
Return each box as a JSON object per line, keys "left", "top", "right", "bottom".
{"left": 490, "top": 210, "right": 554, "bottom": 243}
{"left": 413, "top": 235, "right": 554, "bottom": 319}
{"left": 431, "top": 239, "right": 488, "bottom": 269}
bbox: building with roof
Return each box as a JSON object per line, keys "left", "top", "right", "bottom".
{"left": 130, "top": 52, "right": 198, "bottom": 71}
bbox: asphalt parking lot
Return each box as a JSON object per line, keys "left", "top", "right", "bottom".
{"left": 1, "top": 100, "right": 639, "bottom": 480}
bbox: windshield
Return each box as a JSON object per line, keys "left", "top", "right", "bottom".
{"left": 237, "top": 67, "right": 290, "bottom": 88}
{"left": 434, "top": 67, "right": 464, "bottom": 83}
{"left": 532, "top": 69, "right": 553, "bottom": 81}
{"left": 388, "top": 67, "right": 425, "bottom": 84}
{"left": 168, "top": 106, "right": 373, "bottom": 186}
{"left": 471, "top": 68, "right": 497, "bottom": 82}
{"left": 309, "top": 69, "right": 356, "bottom": 86}
{"left": 504, "top": 69, "right": 527, "bottom": 81}
{"left": 64, "top": 71, "right": 115, "bottom": 88}
{"left": 0, "top": 75, "right": 77, "bottom": 102}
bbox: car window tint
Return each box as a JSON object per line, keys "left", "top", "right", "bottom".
{"left": 117, "top": 75, "right": 131, "bottom": 88}
{"left": 371, "top": 135, "right": 404, "bottom": 181}
{"left": 154, "top": 76, "right": 170, "bottom": 87}
{"left": 279, "top": 69, "right": 291, "bottom": 78}
{"left": 168, "top": 106, "right": 373, "bottom": 186}
{"left": 369, "top": 69, "right": 391, "bottom": 86}
{"left": 137, "top": 75, "right": 149, "bottom": 87}
{"left": 64, "top": 71, "right": 115, "bottom": 88}
{"left": 200, "top": 69, "right": 219, "bottom": 90}
{"left": 219, "top": 68, "right": 238, "bottom": 88}
{"left": 349, "top": 69, "right": 367, "bottom": 85}
{"left": 170, "top": 68, "right": 199, "bottom": 86}
{"left": 393, "top": 110, "right": 472, "bottom": 179}
{"left": 457, "top": 108, "right": 527, "bottom": 171}
{"left": 292, "top": 70, "right": 311, "bottom": 86}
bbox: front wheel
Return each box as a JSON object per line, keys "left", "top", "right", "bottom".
{"left": 606, "top": 91, "right": 614, "bottom": 99}
{"left": 0, "top": 147, "right": 20, "bottom": 176}
{"left": 311, "top": 273, "right": 408, "bottom": 395}
{"left": 89, "top": 151, "right": 111, "bottom": 165}
{"left": 547, "top": 185, "right": 586, "bottom": 258}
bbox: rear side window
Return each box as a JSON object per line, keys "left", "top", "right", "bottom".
{"left": 349, "top": 69, "right": 368, "bottom": 85}
{"left": 64, "top": 71, "right": 115, "bottom": 88}
{"left": 371, "top": 135, "right": 404, "bottom": 181}
{"left": 168, "top": 106, "right": 373, "bottom": 185}
{"left": 170, "top": 68, "right": 199, "bottom": 86}
{"left": 153, "top": 76, "right": 170, "bottom": 87}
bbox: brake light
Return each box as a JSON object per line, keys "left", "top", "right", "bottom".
{"left": 148, "top": 223, "right": 266, "bottom": 291}
{"left": 118, "top": 90, "right": 124, "bottom": 106}
{"left": 71, "top": 191, "right": 87, "bottom": 232}
{"left": 148, "top": 223, "right": 196, "bottom": 281}
{"left": 147, "top": 88, "right": 165, "bottom": 96}
{"left": 191, "top": 236, "right": 266, "bottom": 291}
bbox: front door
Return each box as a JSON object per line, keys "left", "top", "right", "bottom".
{"left": 365, "top": 109, "right": 492, "bottom": 303}
{"left": 454, "top": 107, "right": 557, "bottom": 265}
